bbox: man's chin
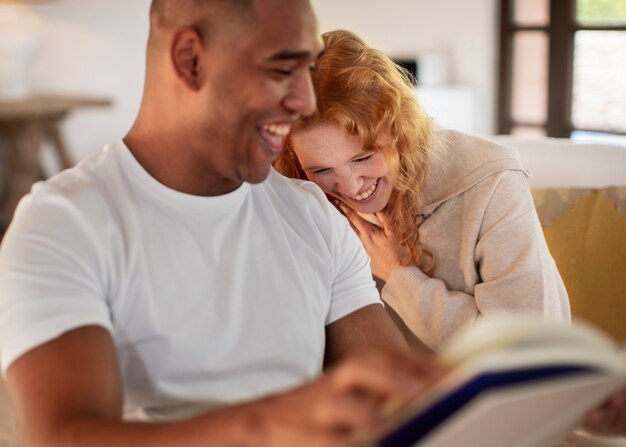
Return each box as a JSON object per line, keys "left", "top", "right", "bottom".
{"left": 243, "top": 166, "right": 272, "bottom": 184}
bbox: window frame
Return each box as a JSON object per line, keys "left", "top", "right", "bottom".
{"left": 497, "top": 0, "right": 626, "bottom": 137}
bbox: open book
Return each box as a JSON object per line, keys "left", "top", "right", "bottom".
{"left": 370, "top": 316, "right": 626, "bottom": 447}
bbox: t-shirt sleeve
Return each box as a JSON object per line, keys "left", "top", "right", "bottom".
{"left": 0, "top": 186, "right": 113, "bottom": 375}
{"left": 324, "top": 205, "right": 382, "bottom": 325}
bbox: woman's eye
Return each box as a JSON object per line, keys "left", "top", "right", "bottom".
{"left": 310, "top": 168, "right": 330, "bottom": 176}
{"left": 354, "top": 155, "right": 373, "bottom": 163}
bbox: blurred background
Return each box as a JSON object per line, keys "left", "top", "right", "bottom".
{"left": 0, "top": 0, "right": 624, "bottom": 232}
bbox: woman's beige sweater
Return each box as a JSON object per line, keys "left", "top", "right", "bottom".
{"left": 382, "top": 129, "right": 570, "bottom": 350}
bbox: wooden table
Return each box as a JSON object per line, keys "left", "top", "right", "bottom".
{"left": 0, "top": 95, "right": 111, "bottom": 229}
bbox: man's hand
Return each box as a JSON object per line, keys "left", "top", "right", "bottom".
{"left": 256, "top": 348, "right": 448, "bottom": 446}
{"left": 583, "top": 389, "right": 626, "bottom": 437}
{"left": 344, "top": 209, "right": 403, "bottom": 281}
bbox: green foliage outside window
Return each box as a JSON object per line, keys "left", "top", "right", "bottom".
{"left": 577, "top": 0, "right": 626, "bottom": 24}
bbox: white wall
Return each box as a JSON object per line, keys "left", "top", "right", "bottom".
{"left": 28, "top": 0, "right": 497, "bottom": 172}
{"left": 31, "top": 0, "right": 151, "bottom": 173}
{"left": 314, "top": 0, "right": 498, "bottom": 137}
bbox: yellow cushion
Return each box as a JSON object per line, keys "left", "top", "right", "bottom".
{"left": 532, "top": 186, "right": 626, "bottom": 342}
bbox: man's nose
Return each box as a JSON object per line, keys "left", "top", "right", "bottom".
{"left": 283, "top": 69, "right": 317, "bottom": 116}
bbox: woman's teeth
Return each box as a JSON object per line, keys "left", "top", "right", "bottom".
{"left": 353, "top": 180, "right": 378, "bottom": 201}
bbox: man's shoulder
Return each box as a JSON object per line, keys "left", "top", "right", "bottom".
{"left": 46, "top": 147, "right": 110, "bottom": 188}
{"left": 264, "top": 169, "right": 330, "bottom": 205}
{"left": 261, "top": 169, "right": 343, "bottom": 226}
{"left": 16, "top": 143, "right": 123, "bottom": 223}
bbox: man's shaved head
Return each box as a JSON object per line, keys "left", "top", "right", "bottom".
{"left": 148, "top": 0, "right": 254, "bottom": 47}
{"left": 128, "top": 0, "right": 321, "bottom": 195}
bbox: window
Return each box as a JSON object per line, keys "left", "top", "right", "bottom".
{"left": 498, "top": 0, "right": 626, "bottom": 142}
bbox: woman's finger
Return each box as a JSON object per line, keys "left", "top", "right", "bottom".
{"left": 375, "top": 211, "right": 393, "bottom": 235}
{"left": 343, "top": 207, "right": 378, "bottom": 237}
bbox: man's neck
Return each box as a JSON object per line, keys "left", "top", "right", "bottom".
{"left": 123, "top": 129, "right": 242, "bottom": 197}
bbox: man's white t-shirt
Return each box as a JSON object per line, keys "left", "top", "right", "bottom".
{"left": 0, "top": 141, "right": 381, "bottom": 421}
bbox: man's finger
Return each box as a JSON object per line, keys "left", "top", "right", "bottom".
{"left": 313, "top": 391, "right": 383, "bottom": 433}
{"left": 329, "top": 350, "right": 448, "bottom": 403}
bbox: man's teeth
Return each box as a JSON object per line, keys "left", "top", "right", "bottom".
{"left": 353, "top": 181, "right": 378, "bottom": 201}
{"left": 263, "top": 123, "right": 291, "bottom": 136}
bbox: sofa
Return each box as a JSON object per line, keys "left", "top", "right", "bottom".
{"left": 493, "top": 135, "right": 626, "bottom": 343}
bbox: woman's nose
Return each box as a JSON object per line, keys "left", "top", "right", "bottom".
{"left": 335, "top": 174, "right": 363, "bottom": 198}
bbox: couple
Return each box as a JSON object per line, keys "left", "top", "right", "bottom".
{"left": 2, "top": 1, "right": 611, "bottom": 446}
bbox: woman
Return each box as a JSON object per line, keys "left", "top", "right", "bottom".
{"left": 274, "top": 30, "right": 570, "bottom": 350}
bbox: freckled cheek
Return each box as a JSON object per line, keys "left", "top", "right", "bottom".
{"left": 355, "top": 162, "right": 388, "bottom": 180}
{"left": 308, "top": 176, "right": 335, "bottom": 195}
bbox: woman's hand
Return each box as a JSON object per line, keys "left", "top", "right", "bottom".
{"left": 343, "top": 208, "right": 402, "bottom": 281}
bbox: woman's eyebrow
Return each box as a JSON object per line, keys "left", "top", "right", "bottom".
{"left": 303, "top": 163, "right": 329, "bottom": 172}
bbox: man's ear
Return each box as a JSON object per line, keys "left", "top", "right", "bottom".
{"left": 171, "top": 27, "right": 205, "bottom": 90}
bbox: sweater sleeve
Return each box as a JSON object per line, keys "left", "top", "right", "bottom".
{"left": 382, "top": 265, "right": 479, "bottom": 350}
{"left": 382, "top": 170, "right": 570, "bottom": 350}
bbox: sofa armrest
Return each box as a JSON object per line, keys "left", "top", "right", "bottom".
{"left": 532, "top": 185, "right": 626, "bottom": 341}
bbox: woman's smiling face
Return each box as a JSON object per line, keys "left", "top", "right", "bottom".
{"left": 289, "top": 123, "right": 397, "bottom": 214}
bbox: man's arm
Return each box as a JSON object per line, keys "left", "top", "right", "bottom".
{"left": 7, "top": 324, "right": 445, "bottom": 447}
{"left": 324, "top": 303, "right": 414, "bottom": 366}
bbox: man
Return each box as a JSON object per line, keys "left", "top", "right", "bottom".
{"left": 0, "top": 0, "right": 444, "bottom": 446}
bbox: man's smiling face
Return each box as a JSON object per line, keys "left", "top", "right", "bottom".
{"left": 195, "top": 0, "right": 323, "bottom": 188}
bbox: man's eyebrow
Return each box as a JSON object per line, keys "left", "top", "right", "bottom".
{"left": 269, "top": 49, "right": 324, "bottom": 61}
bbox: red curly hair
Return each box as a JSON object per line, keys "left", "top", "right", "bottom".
{"left": 274, "top": 29, "right": 437, "bottom": 273}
